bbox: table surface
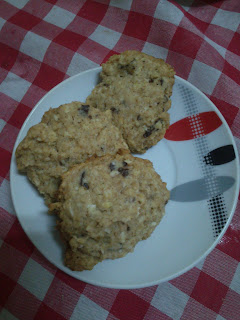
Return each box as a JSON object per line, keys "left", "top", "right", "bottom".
{"left": 0, "top": 0, "right": 240, "bottom": 319}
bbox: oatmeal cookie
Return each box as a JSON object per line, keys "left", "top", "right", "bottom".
{"left": 51, "top": 152, "right": 169, "bottom": 271}
{"left": 86, "top": 50, "right": 175, "bottom": 153}
{"left": 15, "top": 102, "right": 128, "bottom": 204}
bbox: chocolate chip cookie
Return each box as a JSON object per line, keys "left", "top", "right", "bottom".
{"left": 51, "top": 152, "right": 169, "bottom": 271}
{"left": 15, "top": 102, "right": 128, "bottom": 204}
{"left": 86, "top": 50, "right": 175, "bottom": 153}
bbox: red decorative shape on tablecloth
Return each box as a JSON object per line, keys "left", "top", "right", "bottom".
{"left": 164, "top": 111, "right": 222, "bottom": 141}
{"left": 191, "top": 272, "right": 228, "bottom": 313}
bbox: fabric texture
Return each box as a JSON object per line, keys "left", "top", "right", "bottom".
{"left": 0, "top": 0, "right": 239, "bottom": 319}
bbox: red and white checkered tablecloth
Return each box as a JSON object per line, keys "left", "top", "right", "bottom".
{"left": 0, "top": 0, "right": 240, "bottom": 319}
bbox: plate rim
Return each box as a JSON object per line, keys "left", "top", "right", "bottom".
{"left": 10, "top": 67, "right": 240, "bottom": 289}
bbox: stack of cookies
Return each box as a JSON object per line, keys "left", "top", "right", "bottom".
{"left": 16, "top": 51, "right": 175, "bottom": 271}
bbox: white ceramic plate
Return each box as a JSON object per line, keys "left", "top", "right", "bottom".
{"left": 10, "top": 68, "right": 239, "bottom": 289}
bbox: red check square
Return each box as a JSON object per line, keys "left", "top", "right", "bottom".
{"left": 0, "top": 147, "right": 11, "bottom": 179}
{"left": 110, "top": 291, "right": 149, "bottom": 320}
{"left": 0, "top": 43, "right": 19, "bottom": 71}
{"left": 211, "top": 97, "right": 239, "bottom": 127}
{"left": 191, "top": 272, "right": 228, "bottom": 313}
{"left": 8, "top": 103, "right": 31, "bottom": 129}
{"left": 5, "top": 220, "right": 34, "bottom": 257}
{"left": 34, "top": 303, "right": 66, "bottom": 320}
{"left": 170, "top": 267, "right": 201, "bottom": 296}
{"left": 78, "top": 1, "right": 108, "bottom": 24}
{"left": 9, "top": 10, "right": 41, "bottom": 31}
{"left": 123, "top": 11, "right": 153, "bottom": 41}
{"left": 228, "top": 32, "right": 240, "bottom": 56}
{"left": 169, "top": 27, "right": 203, "bottom": 59}
{"left": 33, "top": 63, "right": 65, "bottom": 91}
{"left": 54, "top": 30, "right": 87, "bottom": 52}
{"left": 0, "top": 272, "right": 16, "bottom": 306}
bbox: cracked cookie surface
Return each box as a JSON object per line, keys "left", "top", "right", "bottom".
{"left": 86, "top": 50, "right": 175, "bottom": 153}
{"left": 51, "top": 152, "right": 169, "bottom": 271}
{"left": 15, "top": 102, "right": 128, "bottom": 204}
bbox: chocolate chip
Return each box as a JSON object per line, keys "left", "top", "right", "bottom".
{"left": 160, "top": 79, "right": 164, "bottom": 86}
{"left": 122, "top": 161, "right": 128, "bottom": 167}
{"left": 149, "top": 78, "right": 154, "bottom": 83}
{"left": 80, "top": 172, "right": 85, "bottom": 186}
{"left": 88, "top": 115, "right": 92, "bottom": 119}
{"left": 118, "top": 167, "right": 129, "bottom": 177}
{"left": 111, "top": 107, "right": 118, "bottom": 113}
{"left": 143, "top": 125, "right": 155, "bottom": 138}
{"left": 83, "top": 183, "right": 89, "bottom": 190}
{"left": 109, "top": 162, "right": 115, "bottom": 171}
{"left": 127, "top": 226, "right": 130, "bottom": 231}
{"left": 80, "top": 171, "right": 89, "bottom": 189}
{"left": 165, "top": 200, "right": 168, "bottom": 205}
{"left": 137, "top": 115, "right": 142, "bottom": 121}
{"left": 78, "top": 105, "right": 89, "bottom": 115}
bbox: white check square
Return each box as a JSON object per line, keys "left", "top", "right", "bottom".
{"left": 212, "top": 9, "right": 240, "bottom": 32}
{"left": 110, "top": 0, "right": 133, "bottom": 11}
{"left": 70, "top": 295, "right": 108, "bottom": 320}
{"left": 143, "top": 42, "right": 168, "bottom": 60}
{"left": 151, "top": 282, "right": 189, "bottom": 320}
{"left": 4, "top": 0, "right": 28, "bottom": 9}
{"left": 0, "top": 72, "right": 31, "bottom": 102}
{"left": 20, "top": 31, "right": 51, "bottom": 62}
{"left": 67, "top": 53, "right": 98, "bottom": 76}
{"left": 0, "top": 180, "right": 15, "bottom": 215}
{"left": 154, "top": 0, "right": 184, "bottom": 26}
{"left": 0, "top": 17, "right": 6, "bottom": 31}
{"left": 18, "top": 258, "right": 54, "bottom": 301}
{"left": 89, "top": 25, "right": 121, "bottom": 49}
{"left": 44, "top": 6, "right": 75, "bottom": 29}
{"left": 188, "top": 60, "right": 221, "bottom": 95}
{"left": 230, "top": 263, "right": 240, "bottom": 295}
